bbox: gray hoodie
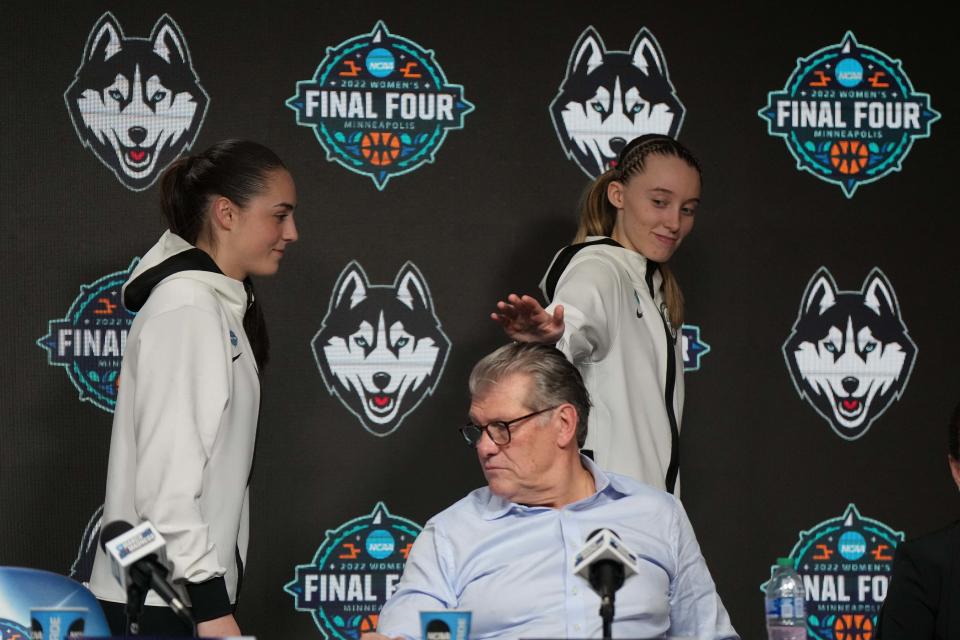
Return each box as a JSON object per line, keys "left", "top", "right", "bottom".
{"left": 90, "top": 231, "right": 259, "bottom": 620}
{"left": 541, "top": 236, "right": 684, "bottom": 494}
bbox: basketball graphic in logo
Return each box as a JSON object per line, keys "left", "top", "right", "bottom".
{"left": 834, "top": 613, "right": 873, "bottom": 640}
{"left": 830, "top": 140, "right": 869, "bottom": 175}
{"left": 361, "top": 132, "right": 401, "bottom": 166}
{"left": 359, "top": 615, "right": 378, "bottom": 633}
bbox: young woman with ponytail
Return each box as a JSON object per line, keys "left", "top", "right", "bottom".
{"left": 492, "top": 134, "right": 701, "bottom": 494}
{"left": 89, "top": 140, "right": 298, "bottom": 637}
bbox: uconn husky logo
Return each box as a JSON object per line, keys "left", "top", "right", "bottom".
{"left": 783, "top": 268, "right": 917, "bottom": 440}
{"left": 312, "top": 262, "right": 450, "bottom": 436}
{"left": 550, "top": 27, "right": 685, "bottom": 178}
{"left": 65, "top": 12, "right": 208, "bottom": 191}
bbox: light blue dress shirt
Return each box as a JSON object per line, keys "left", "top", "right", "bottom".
{"left": 377, "top": 456, "right": 738, "bottom": 639}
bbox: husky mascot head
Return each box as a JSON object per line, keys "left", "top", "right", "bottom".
{"left": 783, "top": 267, "right": 917, "bottom": 440}
{"left": 64, "top": 12, "right": 208, "bottom": 191}
{"left": 549, "top": 27, "right": 685, "bottom": 179}
{"left": 312, "top": 261, "right": 450, "bottom": 436}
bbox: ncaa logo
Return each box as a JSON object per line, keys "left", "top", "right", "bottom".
{"left": 365, "top": 529, "right": 395, "bottom": 559}
{"left": 37, "top": 260, "right": 138, "bottom": 413}
{"left": 311, "top": 261, "right": 450, "bottom": 437}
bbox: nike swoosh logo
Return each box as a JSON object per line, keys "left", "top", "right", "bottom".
{"left": 232, "top": 353, "right": 242, "bottom": 362}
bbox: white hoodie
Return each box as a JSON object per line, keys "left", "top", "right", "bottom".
{"left": 90, "top": 231, "right": 259, "bottom": 618}
{"left": 540, "top": 237, "right": 684, "bottom": 493}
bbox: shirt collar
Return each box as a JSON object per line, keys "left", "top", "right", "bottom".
{"left": 583, "top": 235, "right": 660, "bottom": 287}
{"left": 480, "top": 454, "right": 630, "bottom": 520}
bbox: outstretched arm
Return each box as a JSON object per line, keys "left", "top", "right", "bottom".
{"left": 490, "top": 293, "right": 565, "bottom": 343}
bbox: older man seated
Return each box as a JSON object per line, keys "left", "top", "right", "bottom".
{"left": 366, "top": 343, "right": 737, "bottom": 639}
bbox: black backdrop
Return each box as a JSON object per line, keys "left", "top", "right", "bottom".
{"left": 2, "top": 2, "right": 958, "bottom": 639}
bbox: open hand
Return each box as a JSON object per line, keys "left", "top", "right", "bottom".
{"left": 491, "top": 294, "right": 565, "bottom": 344}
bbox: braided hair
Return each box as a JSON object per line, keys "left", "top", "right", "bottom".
{"left": 573, "top": 134, "right": 701, "bottom": 327}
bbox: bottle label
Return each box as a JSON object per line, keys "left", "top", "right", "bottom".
{"left": 766, "top": 596, "right": 805, "bottom": 620}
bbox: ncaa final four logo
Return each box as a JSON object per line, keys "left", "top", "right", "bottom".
{"left": 759, "top": 32, "right": 938, "bottom": 197}
{"left": 287, "top": 21, "right": 473, "bottom": 189}
{"left": 37, "top": 260, "right": 138, "bottom": 413}
{"left": 762, "top": 505, "right": 903, "bottom": 640}
{"left": 286, "top": 503, "right": 422, "bottom": 640}
{"left": 65, "top": 12, "right": 208, "bottom": 191}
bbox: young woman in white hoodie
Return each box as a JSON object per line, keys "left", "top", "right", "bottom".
{"left": 492, "top": 135, "right": 701, "bottom": 494}
{"left": 89, "top": 140, "right": 298, "bottom": 637}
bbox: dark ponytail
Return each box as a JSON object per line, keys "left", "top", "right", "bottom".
{"left": 158, "top": 139, "right": 286, "bottom": 370}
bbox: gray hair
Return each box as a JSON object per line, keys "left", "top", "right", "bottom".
{"left": 469, "top": 342, "right": 591, "bottom": 447}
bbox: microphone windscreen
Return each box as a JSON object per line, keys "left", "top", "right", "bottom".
{"left": 587, "top": 528, "right": 621, "bottom": 540}
{"left": 99, "top": 520, "right": 133, "bottom": 551}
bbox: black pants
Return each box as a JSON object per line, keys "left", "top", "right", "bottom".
{"left": 98, "top": 599, "right": 195, "bottom": 637}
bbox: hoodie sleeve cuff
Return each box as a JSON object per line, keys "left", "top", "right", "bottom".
{"left": 186, "top": 576, "right": 233, "bottom": 622}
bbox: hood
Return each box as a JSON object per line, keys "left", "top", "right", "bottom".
{"left": 540, "top": 235, "right": 661, "bottom": 303}
{"left": 122, "top": 230, "right": 249, "bottom": 318}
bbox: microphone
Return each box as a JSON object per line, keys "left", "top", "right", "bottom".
{"left": 100, "top": 521, "right": 194, "bottom": 628}
{"left": 573, "top": 529, "right": 639, "bottom": 639}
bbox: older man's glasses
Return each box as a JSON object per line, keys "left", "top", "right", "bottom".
{"left": 460, "top": 406, "right": 557, "bottom": 447}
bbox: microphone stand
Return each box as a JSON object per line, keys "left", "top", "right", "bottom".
{"left": 600, "top": 594, "right": 614, "bottom": 639}
{"left": 590, "top": 560, "right": 623, "bottom": 639}
{"left": 125, "top": 560, "right": 196, "bottom": 635}
{"left": 125, "top": 582, "right": 147, "bottom": 635}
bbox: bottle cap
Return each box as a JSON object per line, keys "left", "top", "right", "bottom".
{"left": 777, "top": 557, "right": 794, "bottom": 567}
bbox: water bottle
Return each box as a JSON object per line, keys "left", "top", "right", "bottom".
{"left": 765, "top": 557, "right": 807, "bottom": 640}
